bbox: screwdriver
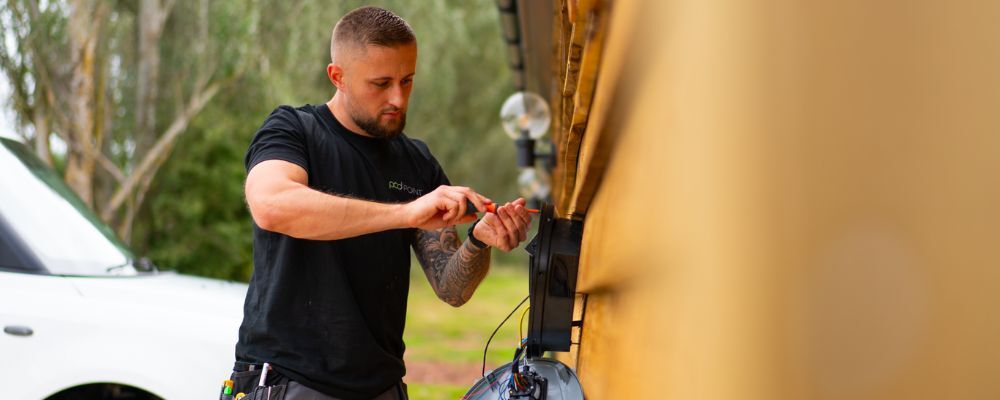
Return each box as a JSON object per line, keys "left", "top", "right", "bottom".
{"left": 466, "top": 200, "right": 540, "bottom": 215}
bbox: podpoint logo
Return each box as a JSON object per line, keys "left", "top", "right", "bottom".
{"left": 388, "top": 180, "right": 422, "bottom": 196}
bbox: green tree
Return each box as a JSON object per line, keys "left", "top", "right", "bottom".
{"left": 0, "top": 0, "right": 255, "bottom": 240}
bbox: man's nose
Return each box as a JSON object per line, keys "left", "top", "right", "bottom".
{"left": 387, "top": 84, "right": 407, "bottom": 109}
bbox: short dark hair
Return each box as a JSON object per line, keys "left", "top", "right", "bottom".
{"left": 331, "top": 6, "right": 415, "bottom": 63}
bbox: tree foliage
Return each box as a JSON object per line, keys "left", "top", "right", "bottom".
{"left": 1, "top": 0, "right": 520, "bottom": 280}
{"left": 0, "top": 0, "right": 255, "bottom": 240}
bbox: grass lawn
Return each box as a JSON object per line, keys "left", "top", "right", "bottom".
{"left": 404, "top": 258, "right": 529, "bottom": 400}
{"left": 406, "top": 383, "right": 470, "bottom": 400}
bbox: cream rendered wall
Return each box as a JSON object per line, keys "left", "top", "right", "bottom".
{"left": 561, "top": 1, "right": 1000, "bottom": 399}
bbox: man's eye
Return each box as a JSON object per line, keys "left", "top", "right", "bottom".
{"left": 402, "top": 79, "right": 413, "bottom": 86}
{"left": 373, "top": 81, "right": 389, "bottom": 88}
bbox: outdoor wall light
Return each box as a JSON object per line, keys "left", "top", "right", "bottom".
{"left": 500, "top": 91, "right": 551, "bottom": 166}
{"left": 500, "top": 91, "right": 554, "bottom": 207}
{"left": 517, "top": 167, "right": 551, "bottom": 209}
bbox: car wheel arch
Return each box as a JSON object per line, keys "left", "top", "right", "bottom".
{"left": 44, "top": 382, "right": 164, "bottom": 400}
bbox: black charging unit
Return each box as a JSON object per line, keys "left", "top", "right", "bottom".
{"left": 463, "top": 204, "right": 586, "bottom": 400}
{"left": 524, "top": 204, "right": 584, "bottom": 358}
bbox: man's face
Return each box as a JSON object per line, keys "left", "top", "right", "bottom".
{"left": 335, "top": 43, "right": 416, "bottom": 139}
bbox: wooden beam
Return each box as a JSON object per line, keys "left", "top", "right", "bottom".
{"left": 552, "top": 0, "right": 609, "bottom": 218}
{"left": 551, "top": 10, "right": 587, "bottom": 217}
{"left": 565, "top": 0, "right": 639, "bottom": 217}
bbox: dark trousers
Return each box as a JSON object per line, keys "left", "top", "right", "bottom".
{"left": 227, "top": 363, "right": 408, "bottom": 400}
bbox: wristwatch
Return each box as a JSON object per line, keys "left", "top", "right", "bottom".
{"left": 467, "top": 219, "right": 488, "bottom": 249}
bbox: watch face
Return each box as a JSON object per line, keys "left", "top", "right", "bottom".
{"left": 468, "top": 220, "right": 486, "bottom": 247}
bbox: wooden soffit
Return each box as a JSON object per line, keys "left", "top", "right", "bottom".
{"left": 550, "top": 0, "right": 637, "bottom": 219}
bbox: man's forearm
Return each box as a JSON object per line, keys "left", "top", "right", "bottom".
{"left": 439, "top": 239, "right": 492, "bottom": 307}
{"left": 415, "top": 228, "right": 491, "bottom": 307}
{"left": 251, "top": 183, "right": 407, "bottom": 240}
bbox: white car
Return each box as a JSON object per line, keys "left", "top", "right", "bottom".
{"left": 0, "top": 137, "right": 247, "bottom": 399}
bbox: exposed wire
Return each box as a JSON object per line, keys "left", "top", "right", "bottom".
{"left": 482, "top": 295, "right": 530, "bottom": 377}
{"left": 518, "top": 306, "right": 531, "bottom": 343}
{"left": 508, "top": 340, "right": 530, "bottom": 394}
{"left": 461, "top": 369, "right": 512, "bottom": 400}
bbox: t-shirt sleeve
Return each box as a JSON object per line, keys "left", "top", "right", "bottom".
{"left": 244, "top": 106, "right": 309, "bottom": 173}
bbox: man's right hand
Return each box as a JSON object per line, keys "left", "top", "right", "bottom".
{"left": 404, "top": 185, "right": 491, "bottom": 230}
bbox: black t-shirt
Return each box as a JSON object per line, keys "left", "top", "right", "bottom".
{"left": 236, "top": 104, "right": 449, "bottom": 399}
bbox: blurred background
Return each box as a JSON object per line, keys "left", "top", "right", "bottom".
{"left": 0, "top": 1, "right": 530, "bottom": 398}
{"left": 0, "top": 0, "right": 526, "bottom": 281}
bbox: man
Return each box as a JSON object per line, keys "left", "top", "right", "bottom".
{"left": 229, "top": 6, "right": 532, "bottom": 400}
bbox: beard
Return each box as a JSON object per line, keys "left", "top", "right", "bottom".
{"left": 349, "top": 105, "right": 407, "bottom": 140}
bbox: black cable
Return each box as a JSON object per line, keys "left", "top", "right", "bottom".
{"left": 482, "top": 295, "right": 530, "bottom": 377}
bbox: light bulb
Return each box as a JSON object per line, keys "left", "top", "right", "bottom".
{"left": 517, "top": 167, "right": 551, "bottom": 202}
{"left": 500, "top": 91, "right": 551, "bottom": 140}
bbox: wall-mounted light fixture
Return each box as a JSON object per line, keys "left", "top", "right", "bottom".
{"left": 500, "top": 91, "right": 553, "bottom": 208}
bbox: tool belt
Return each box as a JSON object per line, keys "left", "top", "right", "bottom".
{"left": 233, "top": 361, "right": 268, "bottom": 372}
{"left": 219, "top": 361, "right": 408, "bottom": 400}
{"left": 220, "top": 362, "right": 288, "bottom": 400}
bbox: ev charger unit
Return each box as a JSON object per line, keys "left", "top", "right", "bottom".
{"left": 463, "top": 204, "right": 585, "bottom": 400}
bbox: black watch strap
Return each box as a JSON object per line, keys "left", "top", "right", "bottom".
{"left": 467, "top": 219, "right": 488, "bottom": 249}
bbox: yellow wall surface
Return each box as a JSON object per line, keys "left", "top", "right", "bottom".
{"left": 556, "top": 0, "right": 1000, "bottom": 399}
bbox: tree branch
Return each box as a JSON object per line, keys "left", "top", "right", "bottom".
{"left": 101, "top": 79, "right": 221, "bottom": 221}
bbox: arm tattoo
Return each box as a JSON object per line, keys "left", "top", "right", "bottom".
{"left": 413, "top": 227, "right": 491, "bottom": 307}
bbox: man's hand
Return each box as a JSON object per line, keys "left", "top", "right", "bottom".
{"left": 405, "top": 185, "right": 492, "bottom": 230}
{"left": 472, "top": 198, "right": 532, "bottom": 252}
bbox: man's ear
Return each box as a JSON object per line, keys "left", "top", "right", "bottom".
{"left": 327, "top": 63, "right": 345, "bottom": 90}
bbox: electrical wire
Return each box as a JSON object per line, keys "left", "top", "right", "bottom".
{"left": 518, "top": 307, "right": 532, "bottom": 342}
{"left": 508, "top": 341, "right": 529, "bottom": 395}
{"left": 482, "top": 295, "right": 530, "bottom": 377}
{"left": 461, "top": 369, "right": 512, "bottom": 400}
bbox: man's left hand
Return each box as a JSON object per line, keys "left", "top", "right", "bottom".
{"left": 472, "top": 198, "right": 532, "bottom": 252}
